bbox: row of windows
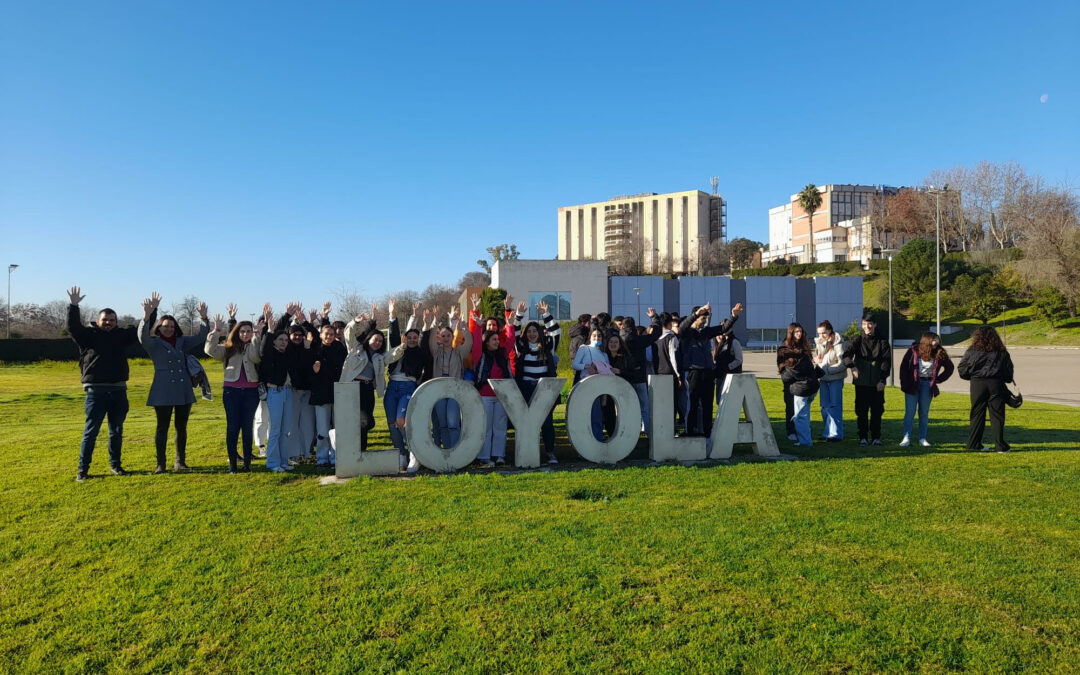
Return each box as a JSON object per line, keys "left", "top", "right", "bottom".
{"left": 528, "top": 292, "right": 572, "bottom": 321}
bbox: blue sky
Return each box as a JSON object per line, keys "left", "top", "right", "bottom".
{"left": 2, "top": 0, "right": 1077, "bottom": 319}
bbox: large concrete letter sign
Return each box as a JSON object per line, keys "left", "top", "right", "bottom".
{"left": 647, "top": 374, "right": 706, "bottom": 462}
{"left": 565, "top": 375, "right": 641, "bottom": 464}
{"left": 334, "top": 381, "right": 399, "bottom": 478}
{"left": 490, "top": 378, "right": 564, "bottom": 468}
{"left": 710, "top": 374, "right": 780, "bottom": 459}
{"left": 405, "top": 378, "right": 485, "bottom": 472}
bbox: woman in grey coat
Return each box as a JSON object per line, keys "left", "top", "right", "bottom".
{"left": 138, "top": 292, "right": 209, "bottom": 473}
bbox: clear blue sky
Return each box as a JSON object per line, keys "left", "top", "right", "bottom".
{"left": 2, "top": 1, "right": 1077, "bottom": 319}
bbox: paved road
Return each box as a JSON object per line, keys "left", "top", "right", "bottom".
{"left": 742, "top": 346, "right": 1080, "bottom": 407}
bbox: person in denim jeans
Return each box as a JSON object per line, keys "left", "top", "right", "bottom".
{"left": 66, "top": 286, "right": 142, "bottom": 482}
{"left": 206, "top": 312, "right": 265, "bottom": 473}
{"left": 899, "top": 332, "right": 954, "bottom": 447}
{"left": 813, "top": 320, "right": 847, "bottom": 442}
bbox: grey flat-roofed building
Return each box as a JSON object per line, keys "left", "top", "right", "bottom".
{"left": 745, "top": 277, "right": 798, "bottom": 347}
{"left": 492, "top": 259, "right": 609, "bottom": 322}
{"left": 813, "top": 276, "right": 864, "bottom": 335}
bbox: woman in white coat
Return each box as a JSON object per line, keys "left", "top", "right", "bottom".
{"left": 813, "top": 320, "right": 847, "bottom": 442}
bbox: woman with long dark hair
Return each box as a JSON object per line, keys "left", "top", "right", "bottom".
{"left": 899, "top": 331, "right": 954, "bottom": 447}
{"left": 340, "top": 305, "right": 388, "bottom": 453}
{"left": 777, "top": 323, "right": 811, "bottom": 441}
{"left": 603, "top": 331, "right": 635, "bottom": 439}
{"left": 138, "top": 292, "right": 209, "bottom": 473}
{"left": 206, "top": 311, "right": 265, "bottom": 472}
{"left": 472, "top": 328, "right": 514, "bottom": 467}
{"left": 513, "top": 299, "right": 562, "bottom": 464}
{"left": 958, "top": 326, "right": 1014, "bottom": 453}
{"left": 777, "top": 323, "right": 821, "bottom": 446}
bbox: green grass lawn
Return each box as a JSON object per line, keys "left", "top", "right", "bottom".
{"left": 2, "top": 359, "right": 1079, "bottom": 672}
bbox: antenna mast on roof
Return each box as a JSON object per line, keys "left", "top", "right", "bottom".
{"left": 709, "top": 176, "right": 719, "bottom": 195}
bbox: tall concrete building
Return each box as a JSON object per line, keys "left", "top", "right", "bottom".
{"left": 765, "top": 184, "right": 904, "bottom": 265}
{"left": 557, "top": 189, "right": 726, "bottom": 275}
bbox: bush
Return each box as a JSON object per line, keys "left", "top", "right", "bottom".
{"left": 1032, "top": 287, "right": 1068, "bottom": 328}
{"left": 479, "top": 287, "right": 508, "bottom": 321}
{"left": 908, "top": 292, "right": 938, "bottom": 322}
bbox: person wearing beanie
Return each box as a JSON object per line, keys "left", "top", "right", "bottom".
{"left": 842, "top": 311, "right": 891, "bottom": 446}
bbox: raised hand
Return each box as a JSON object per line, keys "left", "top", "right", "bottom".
{"left": 321, "top": 301, "right": 331, "bottom": 318}
{"left": 470, "top": 293, "right": 480, "bottom": 310}
{"left": 388, "top": 299, "right": 396, "bottom": 318}
{"left": 537, "top": 300, "right": 548, "bottom": 316}
{"left": 413, "top": 301, "right": 422, "bottom": 317}
{"left": 646, "top": 307, "right": 656, "bottom": 318}
{"left": 433, "top": 305, "right": 441, "bottom": 319}
{"left": 701, "top": 302, "right": 711, "bottom": 315}
{"left": 255, "top": 317, "right": 267, "bottom": 333}
{"left": 212, "top": 314, "right": 223, "bottom": 332}
{"left": 449, "top": 304, "right": 459, "bottom": 321}
{"left": 308, "top": 309, "right": 318, "bottom": 323}
{"left": 150, "top": 292, "right": 161, "bottom": 309}
{"left": 423, "top": 308, "right": 432, "bottom": 324}
{"left": 731, "top": 302, "right": 744, "bottom": 317}
{"left": 285, "top": 301, "right": 299, "bottom": 317}
{"left": 226, "top": 302, "right": 238, "bottom": 319}
{"left": 196, "top": 300, "right": 208, "bottom": 320}
{"left": 141, "top": 297, "right": 154, "bottom": 319}
{"left": 262, "top": 302, "right": 273, "bottom": 319}
{"left": 67, "top": 286, "right": 85, "bottom": 305}
{"left": 504, "top": 294, "right": 513, "bottom": 310}
{"left": 516, "top": 300, "right": 527, "bottom": 314}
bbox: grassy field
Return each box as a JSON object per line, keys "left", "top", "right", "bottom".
{"left": 2, "top": 359, "right": 1079, "bottom": 672}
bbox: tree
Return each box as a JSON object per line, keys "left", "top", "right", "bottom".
{"left": 418, "top": 283, "right": 460, "bottom": 313}
{"left": 699, "top": 240, "right": 731, "bottom": 276}
{"left": 480, "top": 287, "right": 508, "bottom": 320}
{"left": 729, "top": 238, "right": 764, "bottom": 269}
{"left": 607, "top": 237, "right": 645, "bottom": 276}
{"left": 170, "top": 295, "right": 201, "bottom": 334}
{"left": 477, "top": 244, "right": 520, "bottom": 274}
{"left": 332, "top": 284, "right": 372, "bottom": 322}
{"left": 797, "top": 184, "right": 823, "bottom": 263}
{"left": 1015, "top": 186, "right": 1080, "bottom": 317}
{"left": 457, "top": 270, "right": 491, "bottom": 291}
{"left": 892, "top": 238, "right": 942, "bottom": 303}
{"left": 1032, "top": 286, "right": 1068, "bottom": 328}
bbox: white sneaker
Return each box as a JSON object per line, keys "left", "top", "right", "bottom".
{"left": 899, "top": 435, "right": 910, "bottom": 447}
{"left": 919, "top": 439, "right": 931, "bottom": 447}
{"left": 547, "top": 453, "right": 559, "bottom": 465}
{"left": 271, "top": 466, "right": 287, "bottom": 473}
{"left": 406, "top": 453, "right": 420, "bottom": 474}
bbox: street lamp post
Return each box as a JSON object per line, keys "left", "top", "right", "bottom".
{"left": 882, "top": 249, "right": 898, "bottom": 387}
{"left": 927, "top": 185, "right": 949, "bottom": 337}
{"left": 6, "top": 264, "right": 17, "bottom": 339}
{"left": 633, "top": 287, "right": 641, "bottom": 325}
{"left": 1001, "top": 305, "right": 1007, "bottom": 345}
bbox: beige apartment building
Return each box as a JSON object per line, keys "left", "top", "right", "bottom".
{"left": 765, "top": 184, "right": 908, "bottom": 265}
{"left": 557, "top": 189, "right": 726, "bottom": 275}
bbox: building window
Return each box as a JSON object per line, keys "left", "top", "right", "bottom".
{"left": 529, "top": 292, "right": 572, "bottom": 321}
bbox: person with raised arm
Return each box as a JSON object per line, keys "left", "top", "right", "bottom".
{"left": 259, "top": 302, "right": 312, "bottom": 472}
{"left": 619, "top": 309, "right": 662, "bottom": 438}
{"left": 470, "top": 297, "right": 517, "bottom": 468}
{"left": 340, "top": 304, "right": 388, "bottom": 452}
{"left": 422, "top": 303, "right": 474, "bottom": 448}
{"left": 137, "top": 291, "right": 209, "bottom": 473}
{"left": 309, "top": 302, "right": 347, "bottom": 467}
{"left": 383, "top": 300, "right": 426, "bottom": 471}
{"left": 677, "top": 302, "right": 743, "bottom": 438}
{"left": 513, "top": 299, "right": 562, "bottom": 464}
{"left": 66, "top": 286, "right": 142, "bottom": 482}
{"left": 206, "top": 308, "right": 265, "bottom": 473}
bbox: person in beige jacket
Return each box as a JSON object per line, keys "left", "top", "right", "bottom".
{"left": 206, "top": 314, "right": 264, "bottom": 472}
{"left": 339, "top": 306, "right": 388, "bottom": 452}
{"left": 813, "top": 320, "right": 847, "bottom": 442}
{"left": 424, "top": 305, "right": 473, "bottom": 449}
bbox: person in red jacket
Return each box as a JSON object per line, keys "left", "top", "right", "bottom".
{"left": 898, "top": 332, "right": 954, "bottom": 447}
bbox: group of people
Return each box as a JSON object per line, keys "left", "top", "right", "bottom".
{"left": 777, "top": 311, "right": 1016, "bottom": 453}
{"left": 66, "top": 286, "right": 1020, "bottom": 482}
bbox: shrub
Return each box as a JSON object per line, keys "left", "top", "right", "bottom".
{"left": 1032, "top": 287, "right": 1068, "bottom": 328}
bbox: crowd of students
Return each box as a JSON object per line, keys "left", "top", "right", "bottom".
{"left": 64, "top": 286, "right": 1021, "bottom": 482}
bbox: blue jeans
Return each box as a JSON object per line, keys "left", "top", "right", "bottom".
{"left": 792, "top": 394, "right": 815, "bottom": 446}
{"left": 79, "top": 386, "right": 129, "bottom": 473}
{"left": 633, "top": 382, "right": 650, "bottom": 437}
{"left": 818, "top": 379, "right": 844, "bottom": 440}
{"left": 433, "top": 397, "right": 461, "bottom": 449}
{"left": 480, "top": 396, "right": 508, "bottom": 461}
{"left": 384, "top": 380, "right": 417, "bottom": 457}
{"left": 265, "top": 385, "right": 294, "bottom": 470}
{"left": 903, "top": 380, "right": 933, "bottom": 441}
{"left": 590, "top": 398, "right": 604, "bottom": 441}
{"left": 223, "top": 386, "right": 260, "bottom": 467}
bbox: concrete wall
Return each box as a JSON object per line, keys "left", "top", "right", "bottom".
{"left": 492, "top": 259, "right": 609, "bottom": 320}
{"left": 813, "top": 276, "right": 864, "bottom": 334}
{"left": 610, "top": 276, "right": 665, "bottom": 326}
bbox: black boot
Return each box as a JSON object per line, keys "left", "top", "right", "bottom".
{"left": 174, "top": 448, "right": 189, "bottom": 471}
{"left": 155, "top": 442, "right": 167, "bottom": 474}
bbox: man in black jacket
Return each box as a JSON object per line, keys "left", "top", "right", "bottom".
{"left": 678, "top": 302, "right": 743, "bottom": 437}
{"left": 842, "top": 311, "right": 891, "bottom": 445}
{"left": 620, "top": 310, "right": 663, "bottom": 437}
{"left": 67, "top": 286, "right": 142, "bottom": 481}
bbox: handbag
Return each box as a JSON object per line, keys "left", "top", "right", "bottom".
{"left": 1005, "top": 382, "right": 1023, "bottom": 409}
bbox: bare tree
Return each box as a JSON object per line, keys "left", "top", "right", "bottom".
{"left": 418, "top": 283, "right": 461, "bottom": 314}
{"left": 1016, "top": 185, "right": 1080, "bottom": 317}
{"left": 699, "top": 240, "right": 731, "bottom": 276}
{"left": 170, "top": 295, "right": 201, "bottom": 334}
{"left": 607, "top": 238, "right": 645, "bottom": 276}
{"left": 457, "top": 270, "right": 491, "bottom": 290}
{"left": 332, "top": 284, "right": 372, "bottom": 322}
{"left": 380, "top": 288, "right": 421, "bottom": 324}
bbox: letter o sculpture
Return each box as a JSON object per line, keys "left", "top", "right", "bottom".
{"left": 405, "top": 378, "right": 485, "bottom": 472}
{"left": 564, "top": 374, "right": 642, "bottom": 464}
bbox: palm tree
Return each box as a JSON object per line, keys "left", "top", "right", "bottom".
{"left": 798, "top": 184, "right": 823, "bottom": 263}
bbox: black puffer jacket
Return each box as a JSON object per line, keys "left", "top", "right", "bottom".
{"left": 957, "top": 349, "right": 1014, "bottom": 382}
{"left": 778, "top": 347, "right": 823, "bottom": 398}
